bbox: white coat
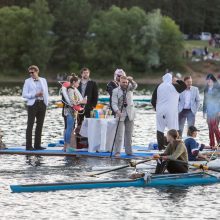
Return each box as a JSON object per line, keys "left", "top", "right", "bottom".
{"left": 22, "top": 77, "right": 49, "bottom": 106}
{"left": 156, "top": 73, "right": 180, "bottom": 132}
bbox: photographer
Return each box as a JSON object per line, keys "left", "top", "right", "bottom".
{"left": 111, "top": 75, "right": 137, "bottom": 157}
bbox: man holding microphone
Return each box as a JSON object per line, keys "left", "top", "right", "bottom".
{"left": 111, "top": 75, "right": 137, "bottom": 157}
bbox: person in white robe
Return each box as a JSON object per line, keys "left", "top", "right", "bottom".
{"left": 151, "top": 73, "right": 186, "bottom": 150}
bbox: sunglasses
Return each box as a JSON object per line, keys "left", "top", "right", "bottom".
{"left": 29, "top": 71, "right": 35, "bottom": 75}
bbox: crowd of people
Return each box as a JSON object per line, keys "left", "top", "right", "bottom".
{"left": 22, "top": 65, "right": 220, "bottom": 174}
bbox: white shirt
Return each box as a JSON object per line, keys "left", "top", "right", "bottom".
{"left": 183, "top": 89, "right": 191, "bottom": 109}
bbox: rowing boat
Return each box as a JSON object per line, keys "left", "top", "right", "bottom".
{"left": 10, "top": 172, "right": 220, "bottom": 193}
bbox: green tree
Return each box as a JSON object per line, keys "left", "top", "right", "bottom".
{"left": 51, "top": 0, "right": 92, "bottom": 71}
{"left": 0, "top": 0, "right": 54, "bottom": 75}
{"left": 0, "top": 6, "right": 32, "bottom": 74}
{"left": 84, "top": 7, "right": 183, "bottom": 74}
{"left": 159, "top": 15, "right": 184, "bottom": 69}
{"left": 27, "top": 0, "right": 54, "bottom": 71}
{"left": 83, "top": 6, "right": 147, "bottom": 74}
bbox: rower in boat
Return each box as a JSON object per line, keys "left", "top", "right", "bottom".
{"left": 184, "top": 126, "right": 209, "bottom": 161}
{"left": 153, "top": 129, "right": 188, "bottom": 174}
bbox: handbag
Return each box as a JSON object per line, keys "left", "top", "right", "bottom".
{"left": 72, "top": 105, "right": 84, "bottom": 112}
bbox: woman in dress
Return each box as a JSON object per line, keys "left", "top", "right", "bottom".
{"left": 63, "top": 75, "right": 87, "bottom": 152}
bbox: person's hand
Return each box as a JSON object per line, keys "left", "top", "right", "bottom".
{"left": 116, "top": 110, "right": 122, "bottom": 118}
{"left": 81, "top": 98, "right": 87, "bottom": 104}
{"left": 172, "top": 77, "right": 177, "bottom": 84}
{"left": 35, "top": 91, "right": 43, "bottom": 97}
{"left": 161, "top": 156, "right": 168, "bottom": 161}
{"left": 127, "top": 76, "right": 133, "bottom": 82}
{"left": 153, "top": 154, "right": 160, "bottom": 160}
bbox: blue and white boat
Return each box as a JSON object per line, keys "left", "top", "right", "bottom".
{"left": 10, "top": 172, "right": 220, "bottom": 193}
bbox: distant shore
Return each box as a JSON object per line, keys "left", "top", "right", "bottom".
{"left": 0, "top": 73, "right": 209, "bottom": 86}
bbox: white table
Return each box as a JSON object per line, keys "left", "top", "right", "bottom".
{"left": 80, "top": 118, "right": 118, "bottom": 152}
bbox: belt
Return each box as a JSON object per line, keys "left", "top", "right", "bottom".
{"left": 35, "top": 100, "right": 44, "bottom": 102}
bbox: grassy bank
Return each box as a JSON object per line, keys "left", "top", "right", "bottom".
{"left": 1, "top": 40, "right": 220, "bottom": 85}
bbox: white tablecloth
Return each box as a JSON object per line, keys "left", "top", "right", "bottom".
{"left": 80, "top": 118, "right": 118, "bottom": 152}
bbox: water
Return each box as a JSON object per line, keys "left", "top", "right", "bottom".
{"left": 0, "top": 84, "right": 219, "bottom": 220}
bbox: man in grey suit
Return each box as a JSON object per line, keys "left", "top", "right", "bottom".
{"left": 178, "top": 76, "right": 200, "bottom": 137}
{"left": 111, "top": 75, "right": 137, "bottom": 157}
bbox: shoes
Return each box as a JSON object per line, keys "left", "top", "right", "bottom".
{"left": 114, "top": 152, "right": 120, "bottom": 157}
{"left": 34, "top": 146, "right": 46, "bottom": 150}
{"left": 26, "top": 146, "right": 35, "bottom": 151}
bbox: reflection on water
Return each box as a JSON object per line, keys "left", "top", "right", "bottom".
{"left": 0, "top": 85, "right": 219, "bottom": 219}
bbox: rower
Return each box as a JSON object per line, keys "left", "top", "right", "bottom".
{"left": 184, "top": 126, "right": 209, "bottom": 161}
{"left": 153, "top": 129, "right": 188, "bottom": 174}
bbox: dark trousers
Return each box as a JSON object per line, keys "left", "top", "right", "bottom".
{"left": 26, "top": 100, "right": 46, "bottom": 149}
{"left": 77, "top": 106, "right": 92, "bottom": 126}
{"left": 157, "top": 131, "right": 166, "bottom": 150}
{"left": 179, "top": 109, "right": 195, "bottom": 137}
{"left": 155, "top": 159, "right": 188, "bottom": 174}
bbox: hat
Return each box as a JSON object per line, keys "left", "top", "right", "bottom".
{"left": 114, "top": 69, "right": 126, "bottom": 76}
{"left": 206, "top": 73, "right": 217, "bottom": 82}
{"left": 114, "top": 69, "right": 126, "bottom": 80}
{"left": 188, "top": 126, "right": 200, "bottom": 133}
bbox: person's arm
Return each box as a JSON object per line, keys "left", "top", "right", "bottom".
{"left": 127, "top": 77, "right": 138, "bottom": 91}
{"left": 151, "top": 85, "right": 158, "bottom": 110}
{"left": 173, "top": 80, "right": 187, "bottom": 93}
{"left": 62, "top": 86, "right": 71, "bottom": 105}
{"left": 22, "top": 80, "right": 35, "bottom": 99}
{"left": 153, "top": 144, "right": 170, "bottom": 158}
{"left": 91, "top": 81, "right": 98, "bottom": 108}
{"left": 195, "top": 87, "right": 201, "bottom": 111}
{"left": 189, "top": 139, "right": 199, "bottom": 157}
{"left": 111, "top": 88, "right": 119, "bottom": 114}
{"left": 203, "top": 90, "right": 207, "bottom": 117}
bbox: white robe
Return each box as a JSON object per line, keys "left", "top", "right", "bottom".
{"left": 156, "top": 73, "right": 180, "bottom": 132}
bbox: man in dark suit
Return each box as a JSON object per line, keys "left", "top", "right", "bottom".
{"left": 78, "top": 67, "right": 98, "bottom": 125}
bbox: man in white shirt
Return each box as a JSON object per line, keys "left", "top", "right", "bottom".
{"left": 178, "top": 76, "right": 200, "bottom": 137}
{"left": 22, "top": 65, "right": 49, "bottom": 150}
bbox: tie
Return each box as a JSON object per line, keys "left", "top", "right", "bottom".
{"left": 123, "top": 90, "right": 127, "bottom": 107}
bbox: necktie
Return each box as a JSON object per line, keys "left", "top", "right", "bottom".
{"left": 123, "top": 90, "right": 127, "bottom": 107}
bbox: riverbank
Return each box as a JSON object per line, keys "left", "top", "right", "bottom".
{"left": 1, "top": 60, "right": 220, "bottom": 86}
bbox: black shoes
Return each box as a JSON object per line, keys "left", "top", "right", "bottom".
{"left": 34, "top": 147, "right": 46, "bottom": 150}
{"left": 26, "top": 146, "right": 35, "bottom": 151}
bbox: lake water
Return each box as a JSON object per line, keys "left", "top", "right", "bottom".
{"left": 0, "top": 83, "right": 219, "bottom": 220}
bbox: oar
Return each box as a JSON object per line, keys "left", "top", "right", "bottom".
{"left": 89, "top": 157, "right": 153, "bottom": 177}
{"left": 169, "top": 158, "right": 220, "bottom": 173}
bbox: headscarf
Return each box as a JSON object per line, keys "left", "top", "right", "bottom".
{"left": 162, "top": 73, "right": 172, "bottom": 84}
{"left": 114, "top": 69, "right": 126, "bottom": 80}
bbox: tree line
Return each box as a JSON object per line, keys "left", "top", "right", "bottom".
{"left": 2, "top": 0, "right": 212, "bottom": 76}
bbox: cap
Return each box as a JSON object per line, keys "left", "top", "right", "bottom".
{"left": 206, "top": 73, "right": 217, "bottom": 82}
{"left": 188, "top": 126, "right": 200, "bottom": 132}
